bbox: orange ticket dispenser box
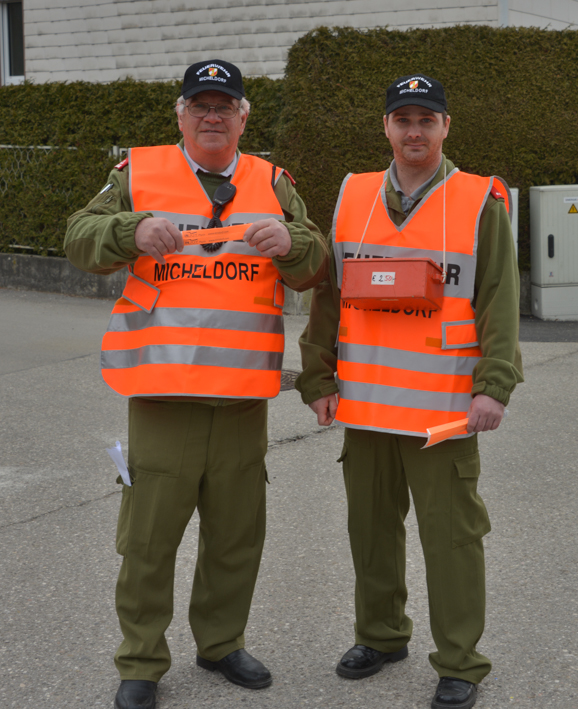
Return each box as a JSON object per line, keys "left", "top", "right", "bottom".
{"left": 341, "top": 257, "right": 444, "bottom": 310}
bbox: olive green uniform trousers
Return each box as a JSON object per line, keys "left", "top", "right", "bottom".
{"left": 114, "top": 398, "right": 268, "bottom": 682}
{"left": 341, "top": 427, "right": 492, "bottom": 685}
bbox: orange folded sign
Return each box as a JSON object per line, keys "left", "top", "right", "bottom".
{"left": 422, "top": 418, "right": 469, "bottom": 448}
{"left": 182, "top": 223, "right": 251, "bottom": 246}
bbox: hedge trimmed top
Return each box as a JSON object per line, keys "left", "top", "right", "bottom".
{"left": 0, "top": 76, "right": 283, "bottom": 256}
{"left": 0, "top": 75, "right": 283, "bottom": 153}
{"left": 2, "top": 25, "right": 578, "bottom": 268}
{"left": 274, "top": 25, "right": 578, "bottom": 270}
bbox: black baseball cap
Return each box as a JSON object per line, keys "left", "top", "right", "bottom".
{"left": 385, "top": 74, "right": 447, "bottom": 115}
{"left": 181, "top": 60, "right": 245, "bottom": 101}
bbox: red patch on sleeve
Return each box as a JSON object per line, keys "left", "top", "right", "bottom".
{"left": 490, "top": 185, "right": 504, "bottom": 200}
{"left": 282, "top": 169, "right": 296, "bottom": 186}
{"left": 114, "top": 157, "right": 129, "bottom": 171}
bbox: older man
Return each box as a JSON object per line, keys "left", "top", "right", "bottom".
{"left": 65, "top": 59, "right": 327, "bottom": 709}
{"left": 297, "top": 75, "right": 523, "bottom": 709}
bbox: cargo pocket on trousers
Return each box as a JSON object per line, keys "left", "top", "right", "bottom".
{"left": 116, "top": 481, "right": 135, "bottom": 556}
{"left": 128, "top": 398, "right": 190, "bottom": 477}
{"left": 451, "top": 452, "right": 491, "bottom": 549}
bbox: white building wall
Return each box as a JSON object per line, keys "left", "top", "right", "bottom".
{"left": 22, "top": 0, "right": 501, "bottom": 83}
{"left": 19, "top": 0, "right": 578, "bottom": 84}
{"left": 508, "top": 0, "right": 578, "bottom": 29}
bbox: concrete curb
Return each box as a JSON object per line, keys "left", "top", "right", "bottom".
{"left": 0, "top": 252, "right": 311, "bottom": 314}
{"left": 0, "top": 253, "right": 127, "bottom": 299}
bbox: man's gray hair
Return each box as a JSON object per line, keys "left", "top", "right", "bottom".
{"left": 175, "top": 95, "right": 251, "bottom": 117}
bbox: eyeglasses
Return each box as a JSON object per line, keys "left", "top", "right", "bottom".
{"left": 186, "top": 101, "right": 239, "bottom": 119}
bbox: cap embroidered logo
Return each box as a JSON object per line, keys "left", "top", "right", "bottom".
{"left": 385, "top": 74, "right": 447, "bottom": 115}
{"left": 182, "top": 59, "right": 245, "bottom": 100}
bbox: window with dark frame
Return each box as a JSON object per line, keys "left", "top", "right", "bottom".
{"left": 1, "top": 1, "right": 24, "bottom": 84}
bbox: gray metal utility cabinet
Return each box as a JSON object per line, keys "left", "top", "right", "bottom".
{"left": 530, "top": 185, "right": 578, "bottom": 321}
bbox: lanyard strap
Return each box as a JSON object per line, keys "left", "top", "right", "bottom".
{"left": 353, "top": 165, "right": 447, "bottom": 282}
{"left": 354, "top": 173, "right": 386, "bottom": 259}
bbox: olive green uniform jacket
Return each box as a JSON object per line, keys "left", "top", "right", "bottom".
{"left": 297, "top": 156, "right": 524, "bottom": 407}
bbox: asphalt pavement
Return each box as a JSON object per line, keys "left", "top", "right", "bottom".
{"left": 1, "top": 289, "right": 577, "bottom": 709}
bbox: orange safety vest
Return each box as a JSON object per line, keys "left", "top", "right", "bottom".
{"left": 333, "top": 167, "right": 503, "bottom": 437}
{"left": 101, "top": 145, "right": 288, "bottom": 399}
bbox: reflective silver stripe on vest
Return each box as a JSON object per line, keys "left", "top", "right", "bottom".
{"left": 338, "top": 342, "right": 479, "bottom": 376}
{"left": 333, "top": 241, "right": 476, "bottom": 302}
{"left": 179, "top": 242, "right": 261, "bottom": 257}
{"left": 338, "top": 379, "right": 471, "bottom": 413}
{"left": 108, "top": 307, "right": 284, "bottom": 334}
{"left": 331, "top": 173, "right": 354, "bottom": 243}
{"left": 149, "top": 210, "right": 210, "bottom": 230}
{"left": 442, "top": 319, "right": 479, "bottom": 350}
{"left": 102, "top": 345, "right": 283, "bottom": 371}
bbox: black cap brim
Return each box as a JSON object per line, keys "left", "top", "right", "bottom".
{"left": 182, "top": 85, "right": 244, "bottom": 101}
{"left": 386, "top": 97, "right": 446, "bottom": 115}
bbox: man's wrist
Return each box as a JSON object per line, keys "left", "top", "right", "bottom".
{"left": 471, "top": 382, "right": 510, "bottom": 406}
{"left": 273, "top": 222, "right": 299, "bottom": 261}
{"left": 297, "top": 382, "right": 339, "bottom": 406}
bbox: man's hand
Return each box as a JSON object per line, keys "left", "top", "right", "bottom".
{"left": 243, "top": 219, "right": 292, "bottom": 258}
{"left": 309, "top": 394, "right": 339, "bottom": 426}
{"left": 467, "top": 394, "right": 505, "bottom": 433}
{"left": 135, "top": 218, "right": 184, "bottom": 265}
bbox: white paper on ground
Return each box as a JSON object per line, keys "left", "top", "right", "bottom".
{"left": 106, "top": 440, "right": 131, "bottom": 486}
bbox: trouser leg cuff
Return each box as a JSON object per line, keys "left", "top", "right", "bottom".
{"left": 197, "top": 639, "right": 245, "bottom": 663}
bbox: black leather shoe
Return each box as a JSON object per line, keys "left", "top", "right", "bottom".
{"left": 114, "top": 680, "right": 157, "bottom": 709}
{"left": 336, "top": 644, "right": 409, "bottom": 679}
{"left": 197, "top": 648, "right": 272, "bottom": 689}
{"left": 431, "top": 677, "right": 477, "bottom": 709}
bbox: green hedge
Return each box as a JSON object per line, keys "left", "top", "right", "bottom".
{"left": 273, "top": 25, "right": 578, "bottom": 270}
{"left": 2, "top": 26, "right": 578, "bottom": 269}
{"left": 0, "top": 77, "right": 283, "bottom": 255}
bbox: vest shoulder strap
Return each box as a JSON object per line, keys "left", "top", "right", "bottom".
{"left": 490, "top": 175, "right": 512, "bottom": 221}
{"left": 346, "top": 171, "right": 387, "bottom": 189}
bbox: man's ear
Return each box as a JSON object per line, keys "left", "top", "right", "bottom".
{"left": 443, "top": 114, "right": 451, "bottom": 138}
{"left": 239, "top": 111, "right": 248, "bottom": 137}
{"left": 383, "top": 114, "right": 389, "bottom": 139}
